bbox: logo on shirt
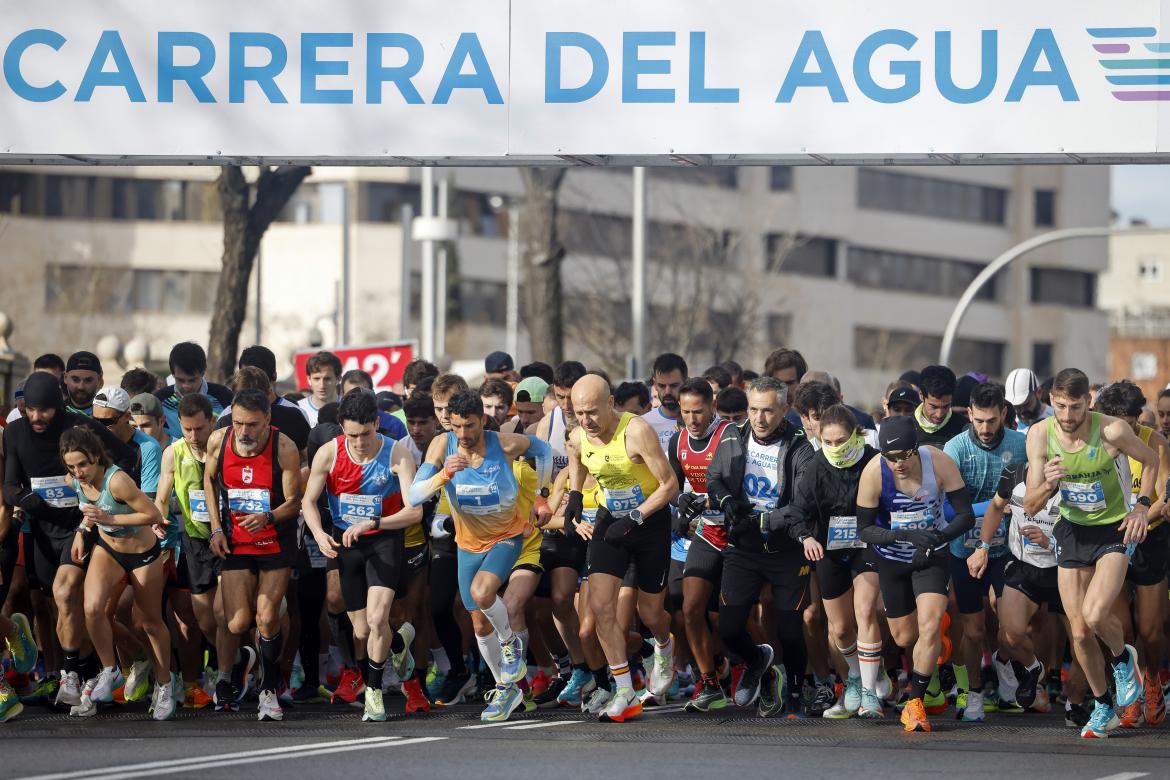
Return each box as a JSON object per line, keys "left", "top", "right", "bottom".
{"left": 241, "top": 466, "right": 253, "bottom": 485}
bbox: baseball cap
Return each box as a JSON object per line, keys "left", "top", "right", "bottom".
{"left": 887, "top": 386, "right": 921, "bottom": 409}
{"left": 898, "top": 369, "right": 922, "bottom": 387}
{"left": 1005, "top": 368, "right": 1039, "bottom": 406}
{"left": 94, "top": 386, "right": 130, "bottom": 413}
{"left": 375, "top": 391, "right": 402, "bottom": 412}
{"left": 515, "top": 376, "right": 549, "bottom": 404}
{"left": 129, "top": 393, "right": 163, "bottom": 418}
{"left": 878, "top": 414, "right": 918, "bottom": 453}
{"left": 66, "top": 351, "right": 102, "bottom": 375}
{"left": 953, "top": 375, "right": 979, "bottom": 408}
{"left": 484, "top": 351, "right": 514, "bottom": 374}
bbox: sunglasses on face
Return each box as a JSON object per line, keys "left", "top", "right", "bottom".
{"left": 882, "top": 449, "right": 916, "bottom": 463}
{"left": 97, "top": 415, "right": 121, "bottom": 427}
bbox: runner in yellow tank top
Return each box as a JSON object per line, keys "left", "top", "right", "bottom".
{"left": 1093, "top": 380, "right": 1170, "bottom": 725}
{"left": 562, "top": 375, "right": 678, "bottom": 724}
{"left": 1023, "top": 369, "right": 1157, "bottom": 739}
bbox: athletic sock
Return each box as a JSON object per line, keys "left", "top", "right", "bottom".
{"left": 432, "top": 647, "right": 451, "bottom": 674}
{"left": 62, "top": 648, "right": 80, "bottom": 676}
{"left": 610, "top": 662, "right": 633, "bottom": 692}
{"left": 655, "top": 635, "right": 674, "bottom": 657}
{"left": 481, "top": 597, "right": 513, "bottom": 643}
{"left": 837, "top": 642, "right": 860, "bottom": 679}
{"left": 80, "top": 653, "right": 101, "bottom": 681}
{"left": 909, "top": 671, "right": 932, "bottom": 701}
{"left": 258, "top": 633, "right": 282, "bottom": 693}
{"left": 1113, "top": 648, "right": 1129, "bottom": 666}
{"left": 954, "top": 663, "right": 970, "bottom": 693}
{"left": 592, "top": 667, "right": 611, "bottom": 692}
{"left": 926, "top": 670, "right": 941, "bottom": 697}
{"left": 367, "top": 658, "right": 385, "bottom": 690}
{"left": 858, "top": 640, "right": 882, "bottom": 692}
{"left": 475, "top": 634, "right": 503, "bottom": 684}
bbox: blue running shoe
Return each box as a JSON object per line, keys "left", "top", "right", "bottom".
{"left": 499, "top": 635, "right": 527, "bottom": 685}
{"left": 7, "top": 614, "right": 38, "bottom": 675}
{"left": 1112, "top": 644, "right": 1141, "bottom": 708}
{"left": 426, "top": 667, "right": 447, "bottom": 701}
{"left": 1081, "top": 699, "right": 1120, "bottom": 739}
{"left": 557, "top": 668, "right": 594, "bottom": 707}
{"left": 481, "top": 684, "right": 524, "bottom": 722}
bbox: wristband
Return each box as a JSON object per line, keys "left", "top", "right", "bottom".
{"left": 76, "top": 523, "right": 92, "bottom": 535}
{"left": 976, "top": 541, "right": 992, "bottom": 551}
{"left": 210, "top": 528, "right": 224, "bottom": 537}
{"left": 265, "top": 511, "right": 275, "bottom": 525}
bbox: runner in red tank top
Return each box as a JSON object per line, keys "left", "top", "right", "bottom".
{"left": 203, "top": 389, "right": 301, "bottom": 722}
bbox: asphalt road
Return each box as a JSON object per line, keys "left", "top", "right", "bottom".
{"left": 3, "top": 696, "right": 1169, "bottom": 780}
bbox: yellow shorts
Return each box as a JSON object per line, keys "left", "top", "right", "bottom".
{"left": 512, "top": 528, "right": 544, "bottom": 574}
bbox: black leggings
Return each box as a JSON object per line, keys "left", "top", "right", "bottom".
{"left": 297, "top": 567, "right": 327, "bottom": 688}
{"left": 429, "top": 551, "right": 465, "bottom": 677}
{"left": 0, "top": 529, "right": 18, "bottom": 611}
{"left": 719, "top": 604, "right": 807, "bottom": 696}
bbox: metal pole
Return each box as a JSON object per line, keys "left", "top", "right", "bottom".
{"left": 254, "top": 243, "right": 262, "bottom": 345}
{"left": 435, "top": 176, "right": 449, "bottom": 360}
{"left": 420, "top": 168, "right": 435, "bottom": 361}
{"left": 340, "top": 181, "right": 352, "bottom": 344}
{"left": 400, "top": 203, "right": 414, "bottom": 341}
{"left": 939, "top": 226, "right": 1170, "bottom": 366}
{"left": 506, "top": 205, "right": 520, "bottom": 358}
{"left": 631, "top": 167, "right": 647, "bottom": 380}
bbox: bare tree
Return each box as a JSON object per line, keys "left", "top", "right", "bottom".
{"left": 207, "top": 165, "right": 310, "bottom": 382}
{"left": 519, "top": 168, "right": 567, "bottom": 364}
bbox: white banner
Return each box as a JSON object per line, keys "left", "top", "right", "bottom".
{"left": 2, "top": 0, "right": 1169, "bottom": 161}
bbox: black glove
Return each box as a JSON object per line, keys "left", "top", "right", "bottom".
{"left": 603, "top": 512, "right": 639, "bottom": 545}
{"left": 896, "top": 528, "right": 943, "bottom": 551}
{"left": 564, "top": 490, "right": 584, "bottom": 534}
{"left": 911, "top": 545, "right": 936, "bottom": 567}
{"left": 672, "top": 510, "right": 692, "bottom": 537}
{"left": 442, "top": 516, "right": 455, "bottom": 536}
{"left": 19, "top": 491, "right": 47, "bottom": 515}
{"left": 676, "top": 493, "right": 706, "bottom": 523}
{"left": 728, "top": 510, "right": 765, "bottom": 548}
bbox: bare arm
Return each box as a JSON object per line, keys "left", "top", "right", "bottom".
{"left": 203, "top": 429, "right": 227, "bottom": 533}
{"left": 1022, "top": 423, "right": 1058, "bottom": 517}
{"left": 301, "top": 440, "right": 336, "bottom": 538}
{"left": 154, "top": 444, "right": 176, "bottom": 520}
{"left": 1148, "top": 430, "right": 1170, "bottom": 522}
{"left": 273, "top": 433, "right": 303, "bottom": 523}
{"left": 624, "top": 417, "right": 679, "bottom": 517}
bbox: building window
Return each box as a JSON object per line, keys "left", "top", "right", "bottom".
{"left": 561, "top": 210, "right": 736, "bottom": 266}
{"left": 360, "top": 182, "right": 420, "bottom": 223}
{"left": 1034, "top": 189, "right": 1056, "bottom": 228}
{"left": 854, "top": 326, "right": 1005, "bottom": 377}
{"left": 846, "top": 246, "right": 995, "bottom": 300}
{"left": 767, "top": 314, "right": 792, "bottom": 347}
{"left": 857, "top": 169, "right": 1008, "bottom": 225}
{"left": 769, "top": 166, "right": 793, "bottom": 192}
{"left": 1032, "top": 342, "right": 1054, "bottom": 380}
{"left": 1131, "top": 352, "right": 1158, "bottom": 381}
{"left": 1138, "top": 256, "right": 1163, "bottom": 281}
{"left": 45, "top": 264, "right": 218, "bottom": 314}
{"left": 1030, "top": 267, "right": 1095, "bottom": 308}
{"left": 650, "top": 166, "right": 738, "bottom": 189}
{"left": 0, "top": 172, "right": 220, "bottom": 222}
{"left": 765, "top": 234, "right": 837, "bottom": 277}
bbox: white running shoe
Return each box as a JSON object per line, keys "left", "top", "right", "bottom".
{"left": 90, "top": 666, "right": 124, "bottom": 704}
{"left": 392, "top": 623, "right": 416, "bottom": 680}
{"left": 257, "top": 689, "right": 284, "bottom": 722}
{"left": 152, "top": 677, "right": 177, "bottom": 721}
{"left": 56, "top": 671, "right": 82, "bottom": 707}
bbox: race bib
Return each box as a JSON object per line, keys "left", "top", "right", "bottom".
{"left": 964, "top": 517, "right": 1007, "bottom": 549}
{"left": 228, "top": 488, "right": 271, "bottom": 515}
{"left": 604, "top": 485, "right": 645, "bottom": 516}
{"left": 189, "top": 489, "right": 210, "bottom": 523}
{"left": 339, "top": 493, "right": 381, "bottom": 524}
{"left": 826, "top": 515, "right": 865, "bottom": 550}
{"left": 1022, "top": 511, "right": 1057, "bottom": 549}
{"left": 1060, "top": 480, "right": 1105, "bottom": 512}
{"left": 303, "top": 535, "right": 327, "bottom": 569}
{"left": 31, "top": 475, "right": 78, "bottom": 508}
{"left": 582, "top": 509, "right": 598, "bottom": 525}
{"left": 890, "top": 509, "right": 930, "bottom": 531}
{"left": 454, "top": 482, "right": 501, "bottom": 515}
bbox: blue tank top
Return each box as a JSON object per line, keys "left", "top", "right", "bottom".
{"left": 876, "top": 448, "right": 946, "bottom": 563}
{"left": 442, "top": 431, "right": 522, "bottom": 549}
{"left": 74, "top": 465, "right": 136, "bottom": 539}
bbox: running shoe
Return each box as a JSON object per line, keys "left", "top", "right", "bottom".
{"left": 534, "top": 675, "right": 567, "bottom": 708}
{"left": 733, "top": 644, "right": 773, "bottom": 708}
{"left": 808, "top": 679, "right": 836, "bottom": 717}
{"left": 435, "top": 672, "right": 476, "bottom": 707}
{"left": 90, "top": 666, "right": 124, "bottom": 704}
{"left": 214, "top": 679, "right": 240, "bottom": 713}
{"left": 1030, "top": 686, "right": 1051, "bottom": 714}
{"left": 0, "top": 675, "right": 23, "bottom": 723}
{"left": 403, "top": 678, "right": 431, "bottom": 714}
{"left": 55, "top": 670, "right": 82, "bottom": 708}
{"left": 557, "top": 668, "right": 594, "bottom": 707}
{"left": 924, "top": 686, "right": 948, "bottom": 716}
{"left": 362, "top": 687, "right": 386, "bottom": 722}
{"left": 257, "top": 689, "right": 284, "bottom": 721}
{"left": 292, "top": 684, "right": 329, "bottom": 705}
{"left": 1081, "top": 699, "right": 1119, "bottom": 739}
{"left": 600, "top": 686, "right": 642, "bottom": 722}
{"left": 6, "top": 614, "right": 37, "bottom": 675}
{"left": 1145, "top": 675, "right": 1166, "bottom": 726}
{"left": 758, "top": 666, "right": 785, "bottom": 718}
{"left": 332, "top": 666, "right": 366, "bottom": 704}
{"left": 900, "top": 696, "right": 931, "bottom": 732}
{"left": 960, "top": 690, "right": 985, "bottom": 722}
{"left": 1065, "top": 701, "right": 1090, "bottom": 729}
{"left": 1112, "top": 645, "right": 1141, "bottom": 708}
{"left": 685, "top": 678, "right": 728, "bottom": 713}
{"left": 69, "top": 681, "right": 98, "bottom": 718}
{"left": 648, "top": 637, "right": 675, "bottom": 697}
{"left": 232, "top": 647, "right": 257, "bottom": 704}
{"left": 824, "top": 674, "right": 861, "bottom": 719}
{"left": 23, "top": 675, "right": 58, "bottom": 705}
{"left": 1015, "top": 662, "right": 1043, "bottom": 710}
{"left": 582, "top": 686, "right": 613, "bottom": 716}
{"left": 993, "top": 651, "right": 1020, "bottom": 706}
{"left": 676, "top": 669, "right": 695, "bottom": 698}
{"left": 184, "top": 681, "right": 212, "bottom": 709}
{"left": 1118, "top": 700, "right": 1142, "bottom": 729}
{"left": 425, "top": 665, "right": 446, "bottom": 701}
{"left": 499, "top": 635, "right": 527, "bottom": 685}
{"left": 481, "top": 684, "right": 523, "bottom": 722}
{"left": 123, "top": 659, "right": 151, "bottom": 703}
{"left": 857, "top": 688, "right": 884, "bottom": 719}
{"left": 392, "top": 623, "right": 416, "bottom": 681}
{"left": 152, "top": 678, "right": 176, "bottom": 721}
{"left": 876, "top": 667, "right": 895, "bottom": 704}
{"left": 530, "top": 669, "right": 554, "bottom": 700}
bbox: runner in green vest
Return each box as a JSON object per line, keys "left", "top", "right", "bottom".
{"left": 1024, "top": 368, "right": 1157, "bottom": 739}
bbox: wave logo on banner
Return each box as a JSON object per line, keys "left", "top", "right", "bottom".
{"left": 1088, "top": 27, "right": 1170, "bottom": 101}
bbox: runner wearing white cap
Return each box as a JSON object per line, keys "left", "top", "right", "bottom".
{"left": 1005, "top": 369, "right": 1053, "bottom": 431}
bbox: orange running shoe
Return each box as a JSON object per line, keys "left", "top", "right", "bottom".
{"left": 900, "top": 697, "right": 932, "bottom": 732}
{"left": 1117, "top": 700, "right": 1142, "bottom": 729}
{"left": 1144, "top": 676, "right": 1165, "bottom": 726}
{"left": 404, "top": 679, "right": 431, "bottom": 714}
{"left": 184, "top": 681, "right": 212, "bottom": 709}
{"left": 331, "top": 667, "right": 366, "bottom": 704}
{"left": 530, "top": 670, "right": 553, "bottom": 699}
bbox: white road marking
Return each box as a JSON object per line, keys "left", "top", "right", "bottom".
{"left": 23, "top": 736, "right": 445, "bottom": 780}
{"left": 503, "top": 720, "right": 583, "bottom": 730}
{"left": 1092, "top": 774, "right": 1149, "bottom": 780}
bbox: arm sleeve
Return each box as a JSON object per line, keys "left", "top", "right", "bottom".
{"left": 87, "top": 417, "right": 138, "bottom": 475}
{"left": 857, "top": 504, "right": 900, "bottom": 546}
{"left": 939, "top": 487, "right": 976, "bottom": 543}
{"left": 408, "top": 462, "right": 449, "bottom": 506}
{"left": 2, "top": 426, "right": 27, "bottom": 507}
{"left": 782, "top": 464, "right": 819, "bottom": 542}
{"left": 524, "top": 436, "right": 553, "bottom": 488}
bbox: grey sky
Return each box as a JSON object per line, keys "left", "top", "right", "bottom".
{"left": 1112, "top": 165, "right": 1170, "bottom": 227}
